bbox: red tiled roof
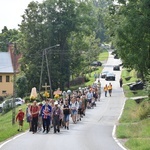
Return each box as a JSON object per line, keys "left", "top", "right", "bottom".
{"left": 8, "top": 44, "right": 22, "bottom": 73}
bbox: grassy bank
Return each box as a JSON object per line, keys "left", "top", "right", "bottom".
{"left": 116, "top": 99, "right": 150, "bottom": 150}
{"left": 122, "top": 69, "right": 147, "bottom": 98}
{"left": 0, "top": 105, "right": 29, "bottom": 142}
{"left": 116, "top": 68, "right": 150, "bottom": 150}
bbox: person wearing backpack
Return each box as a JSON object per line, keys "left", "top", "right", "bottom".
{"left": 30, "top": 100, "right": 39, "bottom": 134}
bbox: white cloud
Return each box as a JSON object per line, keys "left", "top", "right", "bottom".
{"left": 0, "top": 0, "right": 43, "bottom": 32}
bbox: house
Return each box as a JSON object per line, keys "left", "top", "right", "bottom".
{"left": 0, "top": 44, "right": 21, "bottom": 96}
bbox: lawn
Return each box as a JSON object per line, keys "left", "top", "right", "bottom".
{"left": 0, "top": 104, "right": 29, "bottom": 142}
{"left": 116, "top": 99, "right": 150, "bottom": 150}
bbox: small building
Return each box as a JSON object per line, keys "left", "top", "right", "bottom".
{"left": 0, "top": 44, "right": 21, "bottom": 96}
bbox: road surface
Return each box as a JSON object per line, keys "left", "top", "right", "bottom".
{"left": 0, "top": 51, "right": 127, "bottom": 150}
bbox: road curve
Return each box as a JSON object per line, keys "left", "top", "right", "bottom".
{"left": 0, "top": 51, "right": 126, "bottom": 150}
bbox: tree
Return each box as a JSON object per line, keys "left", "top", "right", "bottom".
{"left": 16, "top": 75, "right": 28, "bottom": 98}
{"left": 19, "top": 0, "right": 98, "bottom": 92}
{"left": 0, "top": 27, "right": 20, "bottom": 52}
{"left": 105, "top": 0, "right": 150, "bottom": 80}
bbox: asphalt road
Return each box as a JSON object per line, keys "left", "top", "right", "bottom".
{"left": 0, "top": 51, "right": 126, "bottom": 150}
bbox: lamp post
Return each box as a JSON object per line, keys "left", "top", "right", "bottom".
{"left": 39, "top": 44, "right": 60, "bottom": 98}
{"left": 67, "top": 89, "right": 71, "bottom": 105}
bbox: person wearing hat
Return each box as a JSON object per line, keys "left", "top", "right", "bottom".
{"left": 52, "top": 101, "right": 61, "bottom": 133}
{"left": 16, "top": 108, "right": 25, "bottom": 131}
{"left": 41, "top": 99, "right": 52, "bottom": 133}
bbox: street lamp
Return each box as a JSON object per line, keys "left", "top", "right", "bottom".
{"left": 39, "top": 44, "right": 60, "bottom": 98}
{"left": 67, "top": 89, "right": 71, "bottom": 105}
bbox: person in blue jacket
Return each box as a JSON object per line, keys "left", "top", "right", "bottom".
{"left": 41, "top": 99, "right": 52, "bottom": 133}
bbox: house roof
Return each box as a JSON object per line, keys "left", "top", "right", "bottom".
{"left": 0, "top": 52, "right": 14, "bottom": 73}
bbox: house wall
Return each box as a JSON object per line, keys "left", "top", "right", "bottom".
{"left": 0, "top": 73, "right": 13, "bottom": 96}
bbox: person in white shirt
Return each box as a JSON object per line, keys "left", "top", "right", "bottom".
{"left": 86, "top": 89, "right": 93, "bottom": 108}
{"left": 70, "top": 97, "right": 78, "bottom": 123}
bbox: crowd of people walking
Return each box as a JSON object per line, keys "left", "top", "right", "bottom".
{"left": 22, "top": 81, "right": 101, "bottom": 134}
{"left": 16, "top": 77, "right": 118, "bottom": 134}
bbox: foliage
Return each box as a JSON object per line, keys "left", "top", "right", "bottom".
{"left": 106, "top": 0, "right": 150, "bottom": 80}
{"left": 18, "top": 0, "right": 99, "bottom": 92}
{"left": 16, "top": 75, "right": 28, "bottom": 98}
{"left": 0, "top": 27, "right": 20, "bottom": 52}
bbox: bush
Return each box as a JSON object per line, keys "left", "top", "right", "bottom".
{"left": 69, "top": 76, "right": 85, "bottom": 86}
{"left": 0, "top": 96, "right": 4, "bottom": 102}
{"left": 138, "top": 101, "right": 150, "bottom": 119}
{"left": 2, "top": 103, "right": 12, "bottom": 114}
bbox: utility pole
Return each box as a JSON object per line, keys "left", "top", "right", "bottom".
{"left": 39, "top": 51, "right": 44, "bottom": 93}
{"left": 12, "top": 43, "right": 17, "bottom": 125}
{"left": 45, "top": 49, "right": 53, "bottom": 98}
{"left": 39, "top": 44, "right": 60, "bottom": 98}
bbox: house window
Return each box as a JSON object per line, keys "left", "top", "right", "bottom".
{"left": 2, "top": 91, "right": 6, "bottom": 94}
{"left": 6, "top": 76, "right": 10, "bottom": 82}
{"left": 0, "top": 76, "right": 2, "bottom": 82}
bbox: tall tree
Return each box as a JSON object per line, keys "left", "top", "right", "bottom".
{"left": 106, "top": 0, "right": 150, "bottom": 79}
{"left": 19, "top": 0, "right": 97, "bottom": 92}
{"left": 0, "top": 27, "right": 20, "bottom": 52}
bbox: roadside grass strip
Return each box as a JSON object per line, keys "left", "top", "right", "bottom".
{"left": 116, "top": 99, "right": 150, "bottom": 150}
{"left": 0, "top": 105, "right": 29, "bottom": 142}
{"left": 125, "top": 138, "right": 150, "bottom": 150}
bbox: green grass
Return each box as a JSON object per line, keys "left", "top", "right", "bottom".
{"left": 119, "top": 100, "right": 140, "bottom": 123}
{"left": 116, "top": 68, "right": 150, "bottom": 150}
{"left": 0, "top": 104, "right": 29, "bottom": 142}
{"left": 116, "top": 99, "right": 150, "bottom": 150}
{"left": 122, "top": 69, "right": 138, "bottom": 84}
{"left": 123, "top": 85, "right": 147, "bottom": 98}
{"left": 98, "top": 50, "right": 109, "bottom": 61}
{"left": 125, "top": 138, "right": 150, "bottom": 150}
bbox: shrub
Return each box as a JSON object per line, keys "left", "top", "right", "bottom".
{"left": 0, "top": 96, "right": 4, "bottom": 102}
{"left": 138, "top": 101, "right": 150, "bottom": 119}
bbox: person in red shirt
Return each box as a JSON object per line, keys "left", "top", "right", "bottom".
{"left": 16, "top": 108, "right": 25, "bottom": 131}
{"left": 30, "top": 100, "right": 39, "bottom": 134}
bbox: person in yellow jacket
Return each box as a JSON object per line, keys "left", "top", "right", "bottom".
{"left": 108, "top": 83, "right": 112, "bottom": 96}
{"left": 104, "top": 84, "right": 108, "bottom": 97}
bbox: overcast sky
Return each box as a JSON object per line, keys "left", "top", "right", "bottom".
{"left": 0, "top": 0, "right": 44, "bottom": 32}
